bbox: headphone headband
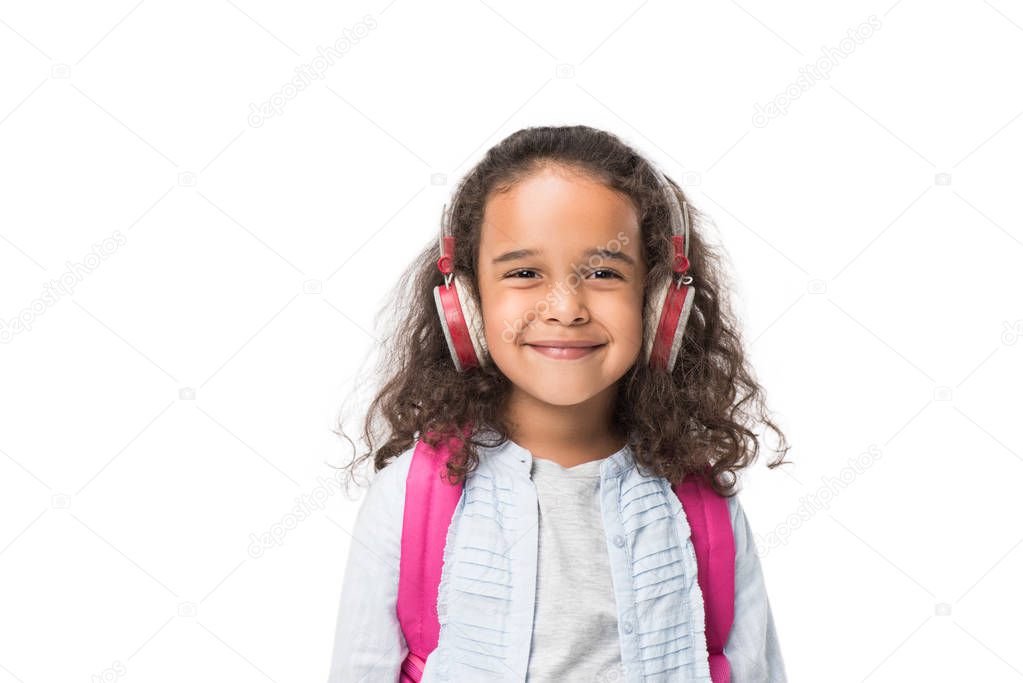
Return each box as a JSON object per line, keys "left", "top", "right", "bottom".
{"left": 646, "top": 163, "right": 692, "bottom": 278}
{"left": 436, "top": 203, "right": 455, "bottom": 287}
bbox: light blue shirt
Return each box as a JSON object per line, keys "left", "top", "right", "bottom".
{"left": 327, "top": 436, "right": 787, "bottom": 682}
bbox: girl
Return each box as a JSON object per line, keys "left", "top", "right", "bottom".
{"left": 328, "top": 125, "right": 791, "bottom": 682}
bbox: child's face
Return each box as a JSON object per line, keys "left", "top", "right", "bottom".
{"left": 477, "top": 166, "right": 647, "bottom": 407}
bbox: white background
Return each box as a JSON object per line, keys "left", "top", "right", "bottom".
{"left": 1, "top": 1, "right": 1021, "bottom": 681}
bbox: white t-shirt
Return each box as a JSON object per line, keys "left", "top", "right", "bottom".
{"left": 527, "top": 455, "right": 623, "bottom": 682}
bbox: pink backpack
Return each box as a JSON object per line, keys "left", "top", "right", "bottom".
{"left": 396, "top": 434, "right": 735, "bottom": 682}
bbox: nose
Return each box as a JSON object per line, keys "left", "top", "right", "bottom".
{"left": 543, "top": 279, "right": 590, "bottom": 326}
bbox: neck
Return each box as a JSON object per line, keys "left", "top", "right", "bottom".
{"left": 503, "top": 385, "right": 627, "bottom": 468}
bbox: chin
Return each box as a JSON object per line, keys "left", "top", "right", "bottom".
{"left": 523, "top": 383, "right": 607, "bottom": 407}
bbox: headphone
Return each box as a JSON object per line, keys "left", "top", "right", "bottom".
{"left": 432, "top": 164, "right": 696, "bottom": 373}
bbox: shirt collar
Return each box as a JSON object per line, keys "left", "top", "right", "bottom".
{"left": 476, "top": 426, "right": 635, "bottom": 479}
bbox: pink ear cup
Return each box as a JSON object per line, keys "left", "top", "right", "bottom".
{"left": 433, "top": 273, "right": 487, "bottom": 372}
{"left": 453, "top": 273, "right": 488, "bottom": 362}
{"left": 644, "top": 277, "right": 697, "bottom": 372}
{"left": 433, "top": 280, "right": 477, "bottom": 372}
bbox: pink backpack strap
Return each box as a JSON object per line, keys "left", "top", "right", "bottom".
{"left": 396, "top": 436, "right": 464, "bottom": 682}
{"left": 673, "top": 473, "right": 736, "bottom": 683}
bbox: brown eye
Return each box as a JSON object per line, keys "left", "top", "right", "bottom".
{"left": 506, "top": 269, "right": 538, "bottom": 279}
{"left": 589, "top": 269, "right": 622, "bottom": 279}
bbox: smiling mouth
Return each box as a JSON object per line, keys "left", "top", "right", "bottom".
{"left": 525, "top": 343, "right": 607, "bottom": 360}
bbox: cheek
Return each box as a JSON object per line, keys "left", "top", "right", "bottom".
{"left": 486, "top": 291, "right": 542, "bottom": 338}
{"left": 608, "top": 300, "right": 645, "bottom": 348}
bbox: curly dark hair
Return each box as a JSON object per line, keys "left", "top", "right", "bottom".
{"left": 333, "top": 124, "right": 791, "bottom": 497}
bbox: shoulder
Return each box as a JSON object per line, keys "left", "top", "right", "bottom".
{"left": 725, "top": 492, "right": 758, "bottom": 560}
{"left": 726, "top": 492, "right": 740, "bottom": 523}
{"left": 357, "top": 444, "right": 417, "bottom": 519}
{"left": 376, "top": 444, "right": 417, "bottom": 490}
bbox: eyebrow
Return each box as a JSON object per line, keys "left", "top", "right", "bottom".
{"left": 491, "top": 247, "right": 636, "bottom": 267}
